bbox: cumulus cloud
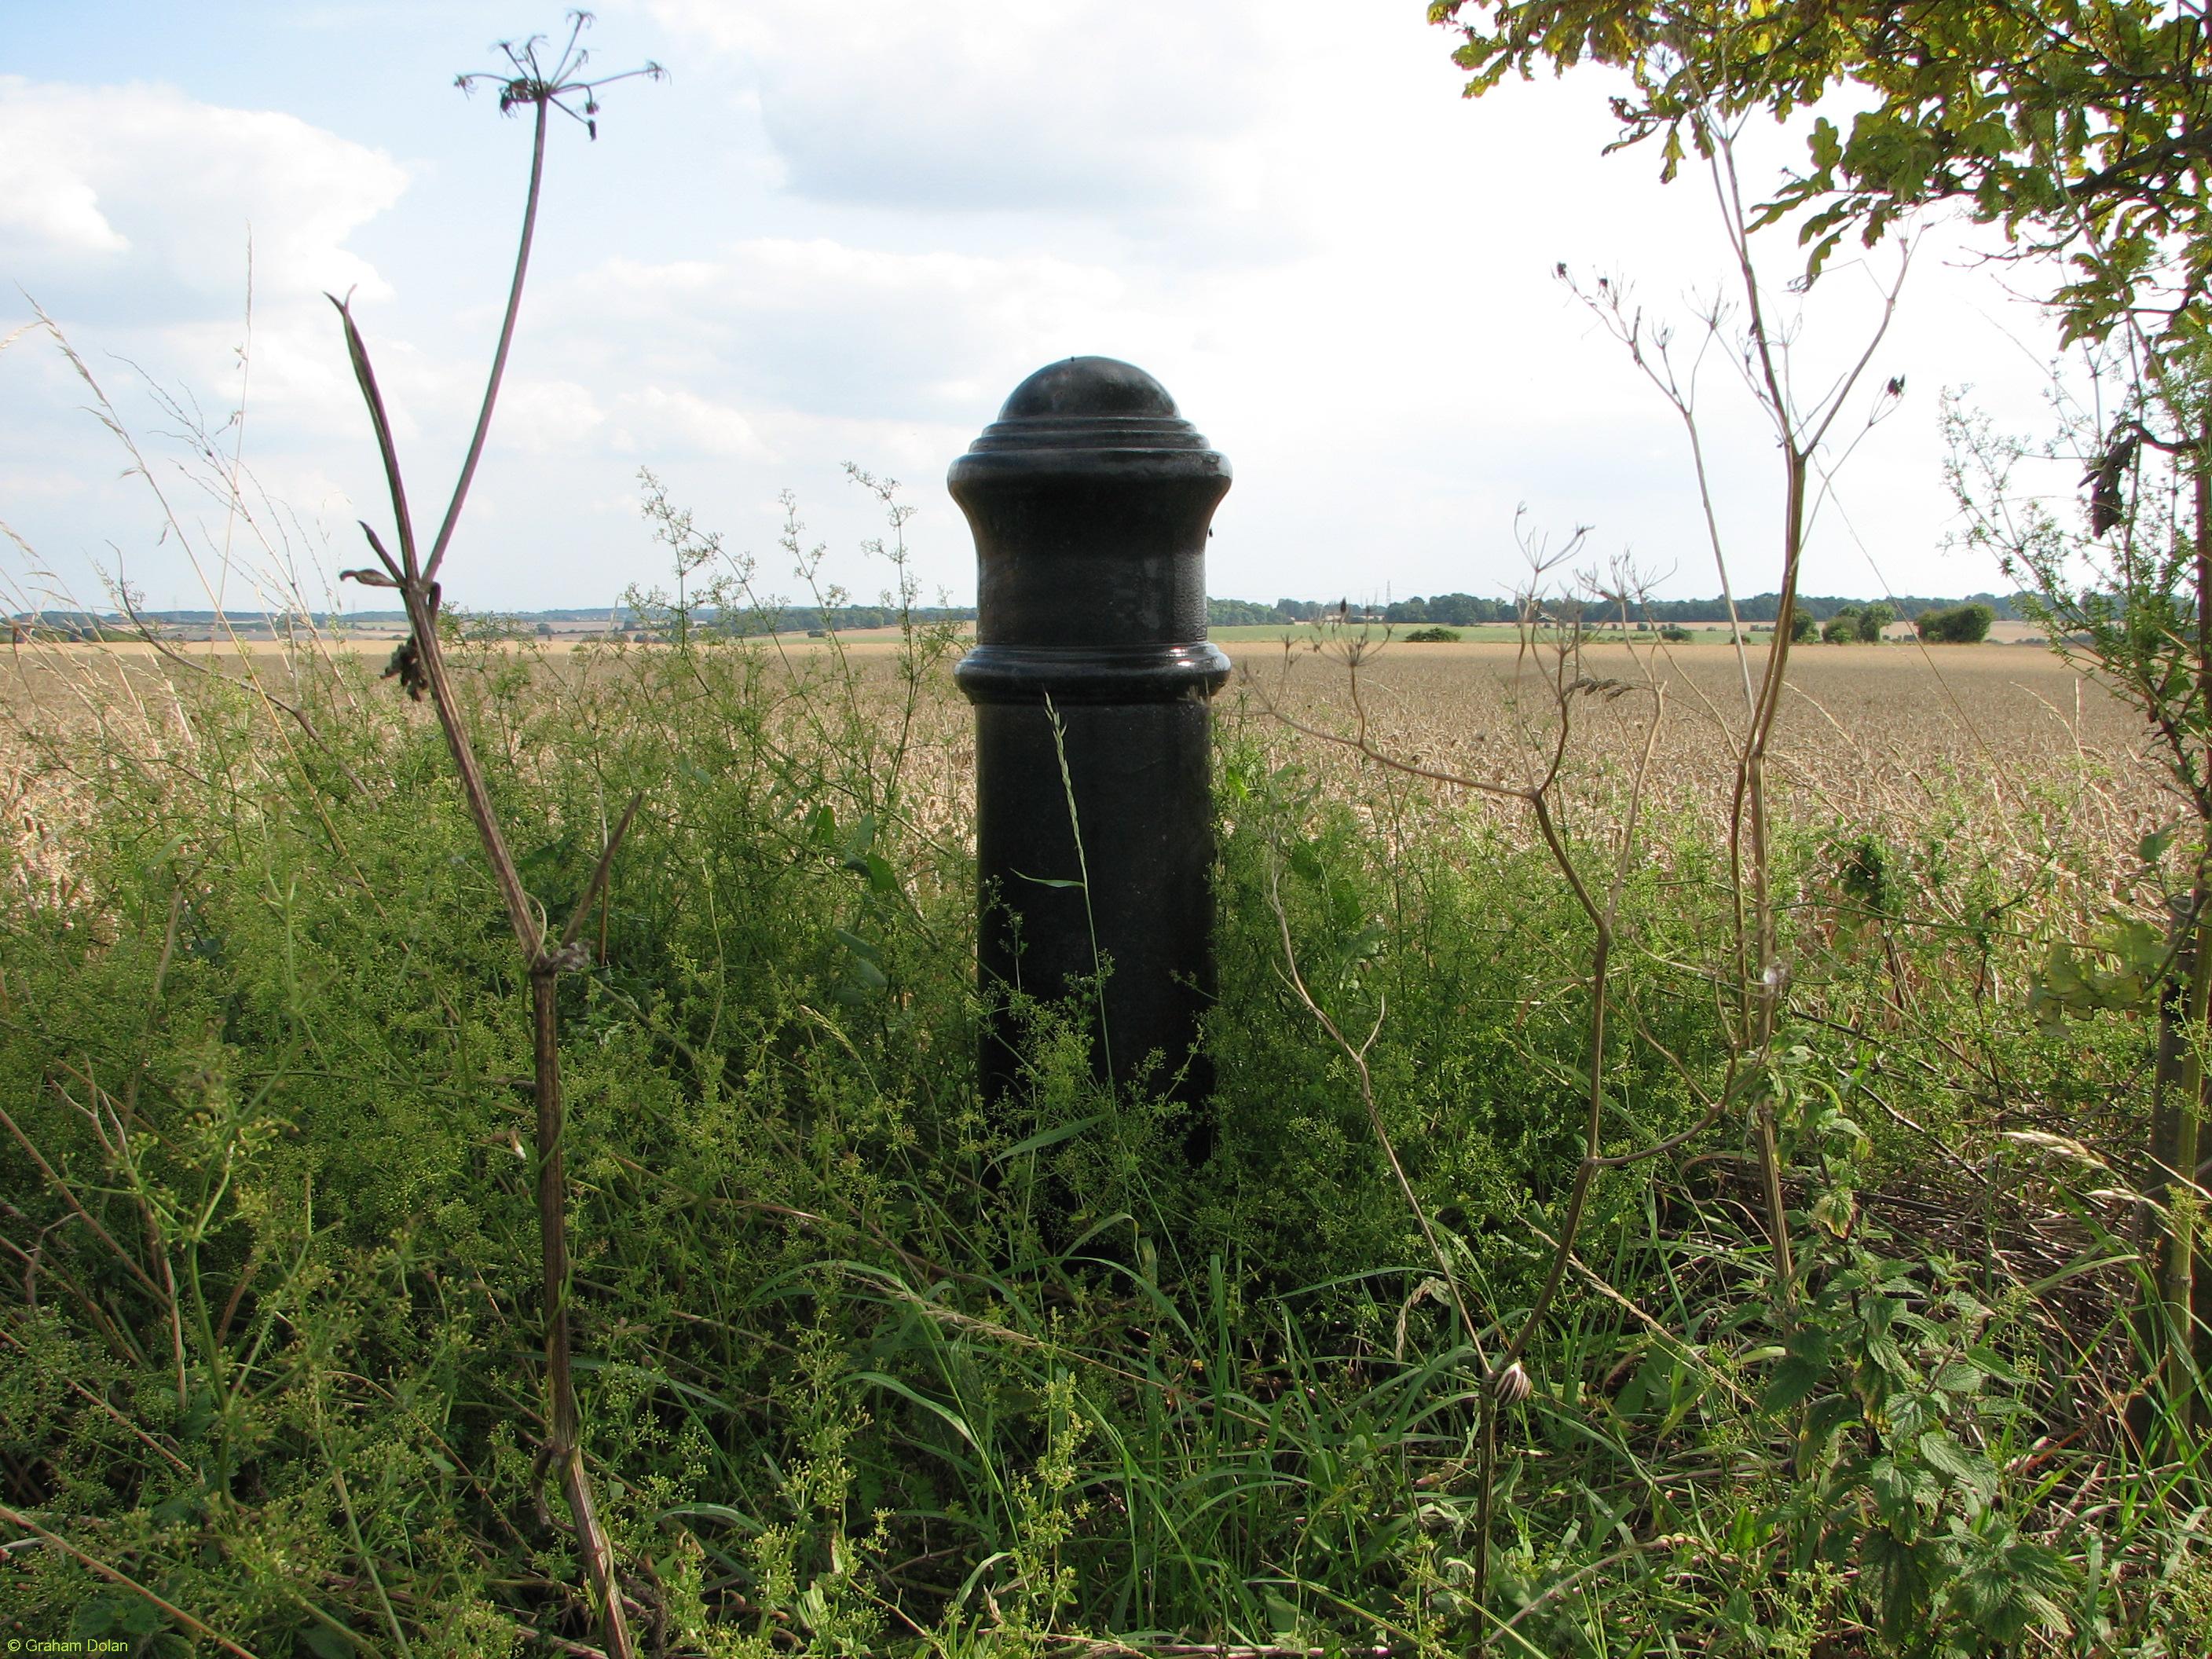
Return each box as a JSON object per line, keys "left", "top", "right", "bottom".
{"left": 607, "top": 385, "right": 771, "bottom": 459}
{"left": 646, "top": 0, "right": 1272, "bottom": 218}
{"left": 0, "top": 159, "right": 127, "bottom": 257}
{"left": 0, "top": 75, "right": 405, "bottom": 313}
{"left": 569, "top": 239, "right": 1141, "bottom": 419}
{"left": 495, "top": 378, "right": 609, "bottom": 453}
{"left": 0, "top": 75, "right": 427, "bottom": 609}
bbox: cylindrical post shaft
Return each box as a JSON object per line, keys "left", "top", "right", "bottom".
{"left": 950, "top": 357, "right": 1232, "bottom": 1105}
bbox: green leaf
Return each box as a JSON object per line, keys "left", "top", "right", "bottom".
{"left": 1918, "top": 1427, "right": 1999, "bottom": 1510}
{"left": 850, "top": 1372, "right": 983, "bottom": 1454}
{"left": 1931, "top": 1360, "right": 1986, "bottom": 1399}
{"left": 1950, "top": 1531, "right": 2071, "bottom": 1641}
{"left": 1805, "top": 1392, "right": 1860, "bottom": 1458}
{"left": 833, "top": 926, "right": 881, "bottom": 965}
{"left": 1862, "top": 1525, "right": 1940, "bottom": 1640}
{"left": 1867, "top": 1456, "right": 1918, "bottom": 1525}
{"left": 1864, "top": 1330, "right": 1910, "bottom": 1378}
{"left": 1804, "top": 227, "right": 1846, "bottom": 282}
{"left": 655, "top": 1501, "right": 764, "bottom": 1533}
{"left": 987, "top": 1111, "right": 1109, "bottom": 1167}
{"left": 1884, "top": 1390, "right": 1929, "bottom": 1441}
{"left": 1763, "top": 1352, "right": 1826, "bottom": 1412}
{"left": 1762, "top": 1325, "right": 1833, "bottom": 1411}
{"left": 1809, "top": 115, "right": 1842, "bottom": 170}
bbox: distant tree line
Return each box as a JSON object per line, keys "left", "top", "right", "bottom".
{"left": 1207, "top": 595, "right": 1515, "bottom": 626}
{"left": 548, "top": 604, "right": 984, "bottom": 637}
{"left": 21, "top": 606, "right": 982, "bottom": 641}
{"left": 1203, "top": 591, "right": 2029, "bottom": 628}
{"left": 18, "top": 593, "right": 2023, "bottom": 641}
{"left": 698, "top": 604, "right": 977, "bottom": 637}
{"left": 6, "top": 616, "right": 141, "bottom": 643}
{"left": 1683, "top": 591, "right": 2023, "bottom": 624}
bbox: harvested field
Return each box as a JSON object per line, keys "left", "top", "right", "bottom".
{"left": 1230, "top": 636, "right": 2168, "bottom": 876}
{"left": 3, "top": 630, "right": 2171, "bottom": 953}
{"left": 7, "top": 632, "right": 2171, "bottom": 865}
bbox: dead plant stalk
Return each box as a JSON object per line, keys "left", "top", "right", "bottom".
{"left": 1258, "top": 105, "right": 1910, "bottom": 1652}
{"left": 328, "top": 17, "right": 661, "bottom": 1654}
{"left": 1258, "top": 602, "right": 1689, "bottom": 1651}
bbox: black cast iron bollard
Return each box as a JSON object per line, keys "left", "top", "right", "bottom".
{"left": 950, "top": 356, "right": 1232, "bottom": 1108}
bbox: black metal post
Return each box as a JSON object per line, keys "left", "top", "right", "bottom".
{"left": 950, "top": 356, "right": 1232, "bottom": 1106}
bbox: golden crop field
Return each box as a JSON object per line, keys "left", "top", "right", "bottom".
{"left": 5, "top": 629, "right": 2174, "bottom": 917}
{"left": 1230, "top": 635, "right": 2170, "bottom": 872}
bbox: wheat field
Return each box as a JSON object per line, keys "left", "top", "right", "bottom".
{"left": 5, "top": 632, "right": 2172, "bottom": 883}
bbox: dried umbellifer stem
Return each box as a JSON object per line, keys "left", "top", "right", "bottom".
{"left": 332, "top": 16, "right": 661, "bottom": 1655}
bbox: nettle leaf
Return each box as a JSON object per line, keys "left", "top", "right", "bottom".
{"left": 1918, "top": 1428, "right": 1999, "bottom": 1511}
{"left": 1894, "top": 1308, "right": 1946, "bottom": 1342}
{"left": 1811, "top": 1185, "right": 1858, "bottom": 1237}
{"left": 1948, "top": 1291, "right": 1996, "bottom": 1328}
{"left": 1931, "top": 1360, "right": 1987, "bottom": 1400}
{"left": 1947, "top": 1530, "right": 2071, "bottom": 1642}
{"left": 1763, "top": 1350, "right": 1827, "bottom": 1412}
{"left": 1804, "top": 1392, "right": 1861, "bottom": 1459}
{"left": 1760, "top": 1327, "right": 1831, "bottom": 1415}
{"left": 1863, "top": 1329, "right": 1911, "bottom": 1379}
{"left": 1862, "top": 1524, "right": 1934, "bottom": 1639}
{"left": 1884, "top": 1390, "right": 1929, "bottom": 1440}
{"left": 1868, "top": 1456, "right": 1918, "bottom": 1525}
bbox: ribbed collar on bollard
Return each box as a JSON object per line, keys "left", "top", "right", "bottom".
{"left": 950, "top": 357, "right": 1231, "bottom": 704}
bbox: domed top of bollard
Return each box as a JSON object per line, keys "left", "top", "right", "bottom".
{"left": 950, "top": 357, "right": 1232, "bottom": 677}
{"left": 1001, "top": 356, "right": 1177, "bottom": 419}
{"left": 955, "top": 356, "right": 1225, "bottom": 469}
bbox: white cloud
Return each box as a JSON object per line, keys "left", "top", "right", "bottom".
{"left": 609, "top": 385, "right": 771, "bottom": 459}
{"left": 0, "top": 75, "right": 430, "bottom": 610}
{"left": 570, "top": 240, "right": 1137, "bottom": 417}
{"left": 496, "top": 378, "right": 609, "bottom": 452}
{"left": 0, "top": 75, "right": 405, "bottom": 310}
{"left": 0, "top": 160, "right": 127, "bottom": 257}
{"left": 646, "top": 0, "right": 1270, "bottom": 218}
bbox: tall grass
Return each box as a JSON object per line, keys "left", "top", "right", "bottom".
{"left": 2, "top": 565, "right": 2207, "bottom": 1651}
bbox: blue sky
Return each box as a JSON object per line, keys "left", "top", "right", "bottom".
{"left": 4, "top": 2, "right": 2060, "bottom": 617}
